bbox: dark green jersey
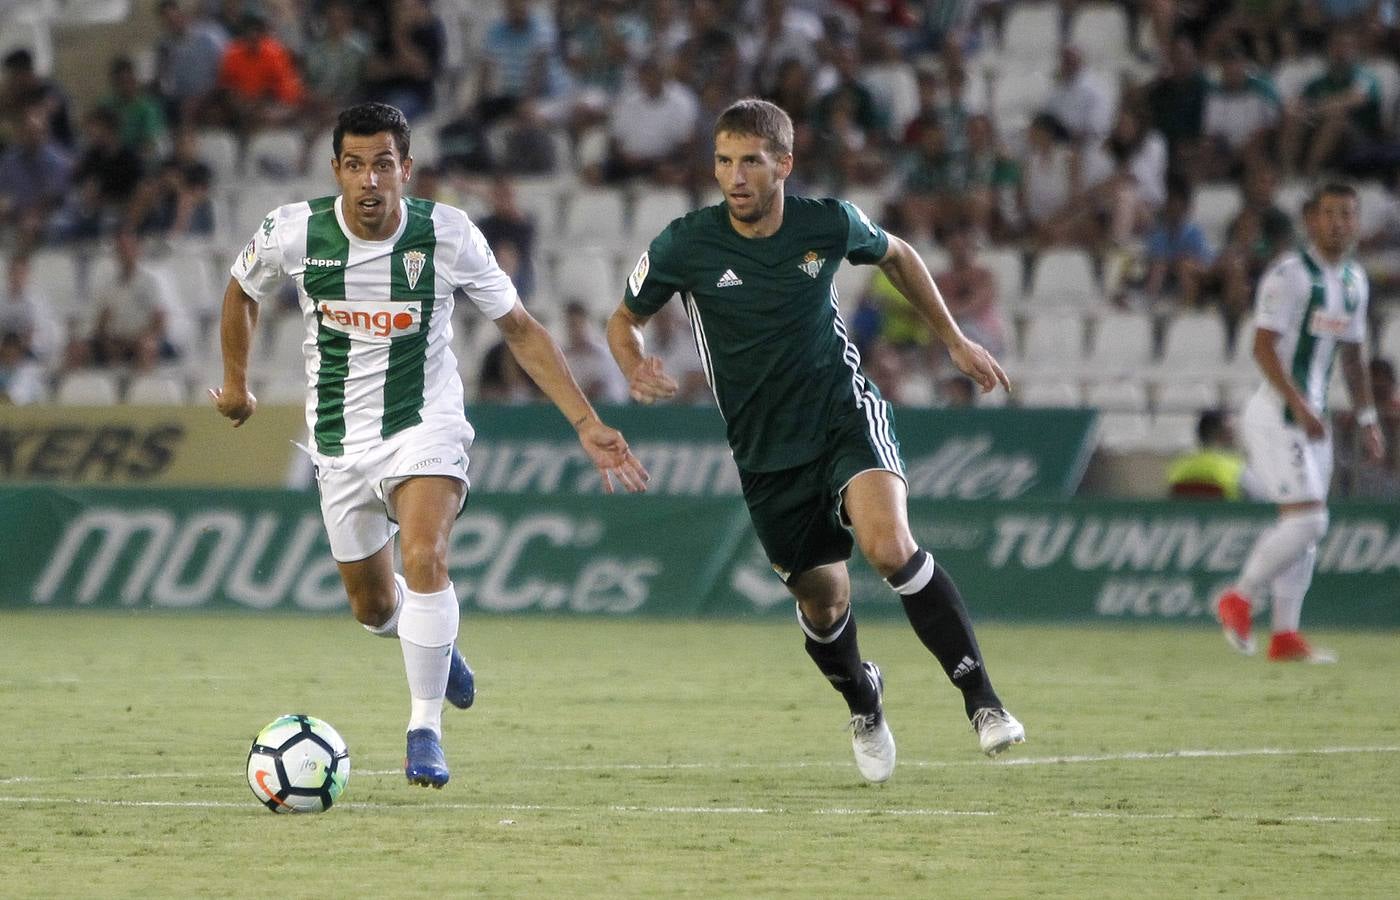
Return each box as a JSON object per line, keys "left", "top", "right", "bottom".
{"left": 625, "top": 196, "right": 891, "bottom": 471}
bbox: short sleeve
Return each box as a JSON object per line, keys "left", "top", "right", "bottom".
{"left": 1253, "top": 258, "right": 1308, "bottom": 333}
{"left": 624, "top": 221, "right": 686, "bottom": 316}
{"left": 442, "top": 208, "right": 518, "bottom": 320}
{"left": 838, "top": 199, "right": 889, "bottom": 265}
{"left": 1343, "top": 268, "right": 1368, "bottom": 343}
{"left": 230, "top": 208, "right": 289, "bottom": 303}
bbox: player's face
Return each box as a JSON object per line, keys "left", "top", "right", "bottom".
{"left": 714, "top": 131, "right": 791, "bottom": 226}
{"left": 332, "top": 131, "right": 413, "bottom": 241}
{"left": 1306, "top": 194, "right": 1359, "bottom": 256}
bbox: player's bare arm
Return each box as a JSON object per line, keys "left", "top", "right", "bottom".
{"left": 1340, "top": 341, "right": 1385, "bottom": 461}
{"left": 1252, "top": 326, "right": 1326, "bottom": 439}
{"left": 495, "top": 301, "right": 649, "bottom": 493}
{"left": 210, "top": 276, "right": 259, "bottom": 427}
{"left": 606, "top": 303, "right": 679, "bottom": 404}
{"left": 876, "top": 234, "right": 1011, "bottom": 394}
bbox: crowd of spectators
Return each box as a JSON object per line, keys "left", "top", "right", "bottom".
{"left": 1, "top": 1, "right": 1399, "bottom": 488}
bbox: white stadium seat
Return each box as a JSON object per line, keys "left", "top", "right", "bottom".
{"left": 1159, "top": 312, "right": 1230, "bottom": 369}
{"left": 1194, "top": 185, "right": 1242, "bottom": 248}
{"left": 1085, "top": 378, "right": 1149, "bottom": 413}
{"left": 1144, "top": 413, "right": 1199, "bottom": 453}
{"left": 55, "top": 370, "right": 121, "bottom": 405}
{"left": 126, "top": 371, "right": 189, "bottom": 405}
{"left": 1015, "top": 377, "right": 1083, "bottom": 408}
{"left": 559, "top": 188, "right": 628, "bottom": 247}
{"left": 1029, "top": 249, "right": 1102, "bottom": 308}
{"left": 1380, "top": 315, "right": 1400, "bottom": 364}
{"left": 1096, "top": 412, "right": 1151, "bottom": 451}
{"left": 548, "top": 247, "right": 619, "bottom": 317}
{"left": 1021, "top": 310, "right": 1088, "bottom": 368}
{"left": 1154, "top": 379, "right": 1220, "bottom": 414}
{"left": 631, "top": 188, "right": 692, "bottom": 242}
{"left": 1071, "top": 5, "right": 1131, "bottom": 69}
{"left": 1086, "top": 311, "right": 1155, "bottom": 372}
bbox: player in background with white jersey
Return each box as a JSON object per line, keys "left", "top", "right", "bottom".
{"left": 212, "top": 103, "right": 649, "bottom": 787}
{"left": 1216, "top": 183, "right": 1384, "bottom": 663}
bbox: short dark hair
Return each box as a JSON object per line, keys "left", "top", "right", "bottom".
{"left": 714, "top": 98, "right": 794, "bottom": 156}
{"left": 333, "top": 102, "right": 411, "bottom": 160}
{"left": 3, "top": 48, "right": 34, "bottom": 72}
{"left": 1197, "top": 408, "right": 1228, "bottom": 445}
{"left": 1303, "top": 181, "right": 1358, "bottom": 214}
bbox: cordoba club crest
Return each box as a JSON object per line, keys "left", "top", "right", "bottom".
{"left": 799, "top": 251, "right": 823, "bottom": 279}
{"left": 402, "top": 250, "right": 426, "bottom": 291}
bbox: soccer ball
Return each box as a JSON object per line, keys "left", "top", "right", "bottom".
{"left": 246, "top": 714, "right": 350, "bottom": 813}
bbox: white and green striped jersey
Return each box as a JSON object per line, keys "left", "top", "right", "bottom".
{"left": 1250, "top": 246, "right": 1368, "bottom": 422}
{"left": 231, "top": 195, "right": 517, "bottom": 455}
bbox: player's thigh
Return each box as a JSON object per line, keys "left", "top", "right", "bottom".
{"left": 739, "top": 463, "right": 854, "bottom": 584}
{"left": 1241, "top": 396, "right": 1329, "bottom": 503}
{"left": 842, "top": 469, "right": 917, "bottom": 575}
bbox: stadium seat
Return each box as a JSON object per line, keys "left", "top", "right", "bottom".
{"left": 1086, "top": 311, "right": 1155, "bottom": 372}
{"left": 1021, "top": 309, "right": 1088, "bottom": 369}
{"left": 0, "top": 16, "right": 54, "bottom": 76}
{"left": 246, "top": 129, "right": 305, "bottom": 179}
{"left": 511, "top": 175, "right": 570, "bottom": 242}
{"left": 981, "top": 247, "right": 1026, "bottom": 306}
{"left": 548, "top": 247, "right": 619, "bottom": 317}
{"left": 55, "top": 0, "right": 131, "bottom": 25}
{"left": 262, "top": 312, "right": 309, "bottom": 375}
{"left": 1158, "top": 312, "right": 1229, "bottom": 370}
{"left": 1070, "top": 4, "right": 1131, "bottom": 69}
{"left": 1368, "top": 57, "right": 1399, "bottom": 131}
{"left": 55, "top": 370, "right": 121, "bottom": 405}
{"left": 1096, "top": 411, "right": 1151, "bottom": 451}
{"left": 1144, "top": 413, "right": 1199, "bottom": 453}
{"left": 1028, "top": 249, "right": 1102, "bottom": 308}
{"left": 257, "top": 371, "right": 308, "bottom": 405}
{"left": 1194, "top": 185, "right": 1242, "bottom": 248}
{"left": 1381, "top": 315, "right": 1400, "bottom": 364}
{"left": 1154, "top": 379, "right": 1221, "bottom": 414}
{"left": 1085, "top": 378, "right": 1149, "bottom": 413}
{"left": 197, "top": 129, "right": 240, "bottom": 182}
{"left": 149, "top": 251, "right": 221, "bottom": 321}
{"left": 559, "top": 188, "right": 628, "bottom": 248}
{"left": 1003, "top": 1, "right": 1058, "bottom": 67}
{"left": 1221, "top": 377, "right": 1259, "bottom": 412}
{"left": 28, "top": 249, "right": 85, "bottom": 323}
{"left": 1015, "top": 377, "right": 1083, "bottom": 408}
{"left": 1356, "top": 181, "right": 1395, "bottom": 240}
{"left": 631, "top": 188, "right": 692, "bottom": 242}
{"left": 126, "top": 371, "right": 189, "bottom": 405}
{"left": 1327, "top": 363, "right": 1352, "bottom": 411}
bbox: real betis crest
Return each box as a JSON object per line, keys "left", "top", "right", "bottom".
{"left": 799, "top": 251, "right": 823, "bottom": 279}
{"left": 402, "top": 250, "right": 427, "bottom": 291}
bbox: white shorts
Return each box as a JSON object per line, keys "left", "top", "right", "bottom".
{"left": 1241, "top": 391, "right": 1333, "bottom": 504}
{"left": 311, "top": 416, "right": 474, "bottom": 562}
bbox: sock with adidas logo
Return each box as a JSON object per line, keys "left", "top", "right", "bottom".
{"left": 796, "top": 603, "right": 880, "bottom": 716}
{"left": 888, "top": 549, "right": 1001, "bottom": 718}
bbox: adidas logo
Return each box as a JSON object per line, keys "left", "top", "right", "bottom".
{"left": 951, "top": 655, "right": 980, "bottom": 680}
{"left": 716, "top": 268, "right": 743, "bottom": 287}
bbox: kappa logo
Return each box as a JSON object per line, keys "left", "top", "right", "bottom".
{"left": 402, "top": 250, "right": 427, "bottom": 291}
{"left": 303, "top": 257, "right": 344, "bottom": 268}
{"left": 798, "top": 251, "right": 824, "bottom": 279}
{"left": 717, "top": 269, "right": 743, "bottom": 288}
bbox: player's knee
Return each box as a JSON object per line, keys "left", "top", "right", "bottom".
{"left": 399, "top": 541, "right": 450, "bottom": 592}
{"left": 858, "top": 533, "right": 918, "bottom": 579}
{"left": 348, "top": 588, "right": 396, "bottom": 627}
{"left": 1292, "top": 508, "right": 1330, "bottom": 542}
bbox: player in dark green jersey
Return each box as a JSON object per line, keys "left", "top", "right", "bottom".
{"left": 608, "top": 99, "right": 1025, "bottom": 781}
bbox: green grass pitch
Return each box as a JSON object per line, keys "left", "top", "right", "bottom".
{"left": 1, "top": 611, "right": 1397, "bottom": 898}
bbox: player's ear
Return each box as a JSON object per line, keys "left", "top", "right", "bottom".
{"left": 402, "top": 154, "right": 413, "bottom": 181}
{"left": 777, "top": 153, "right": 794, "bottom": 180}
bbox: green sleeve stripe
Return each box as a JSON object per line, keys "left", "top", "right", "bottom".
{"left": 382, "top": 198, "right": 438, "bottom": 439}
{"left": 305, "top": 203, "right": 351, "bottom": 454}
{"left": 1286, "top": 250, "right": 1327, "bottom": 425}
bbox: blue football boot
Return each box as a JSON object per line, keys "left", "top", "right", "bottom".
{"left": 445, "top": 644, "right": 475, "bottom": 710}
{"left": 404, "top": 728, "right": 450, "bottom": 788}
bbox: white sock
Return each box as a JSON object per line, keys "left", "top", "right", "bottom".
{"left": 1270, "top": 544, "right": 1317, "bottom": 634}
{"left": 362, "top": 574, "right": 405, "bottom": 638}
{"left": 1238, "top": 510, "right": 1329, "bottom": 600}
{"left": 397, "top": 580, "right": 460, "bottom": 737}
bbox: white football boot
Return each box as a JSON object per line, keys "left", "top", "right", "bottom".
{"left": 849, "top": 661, "right": 896, "bottom": 783}
{"left": 972, "top": 707, "right": 1026, "bottom": 757}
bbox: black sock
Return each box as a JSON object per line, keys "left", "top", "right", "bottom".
{"left": 888, "top": 549, "right": 1002, "bottom": 718}
{"left": 799, "top": 605, "right": 879, "bottom": 716}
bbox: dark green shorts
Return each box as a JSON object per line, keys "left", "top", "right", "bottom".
{"left": 738, "top": 407, "right": 904, "bottom": 582}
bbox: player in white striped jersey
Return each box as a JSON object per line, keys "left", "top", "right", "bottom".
{"left": 1216, "top": 183, "right": 1384, "bottom": 663}
{"left": 212, "top": 103, "right": 649, "bottom": 787}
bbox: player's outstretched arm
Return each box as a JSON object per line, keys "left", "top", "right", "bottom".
{"left": 877, "top": 234, "right": 1011, "bottom": 394}
{"left": 606, "top": 302, "right": 678, "bottom": 404}
{"left": 495, "top": 301, "right": 649, "bottom": 493}
{"left": 209, "top": 277, "right": 259, "bottom": 427}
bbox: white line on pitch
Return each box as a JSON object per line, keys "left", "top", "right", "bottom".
{"left": 3, "top": 744, "right": 1397, "bottom": 786}
{"left": 0, "top": 796, "right": 1383, "bottom": 824}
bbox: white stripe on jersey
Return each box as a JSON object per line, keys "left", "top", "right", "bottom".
{"left": 829, "top": 284, "right": 901, "bottom": 472}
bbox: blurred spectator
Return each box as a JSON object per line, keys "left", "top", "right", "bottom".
{"left": 1016, "top": 112, "right": 1078, "bottom": 262}
{"left": 561, "top": 300, "right": 628, "bottom": 403}
{"left": 0, "top": 331, "right": 45, "bottom": 405}
{"left": 362, "top": 0, "right": 447, "bottom": 121}
{"left": 1200, "top": 43, "right": 1282, "bottom": 180}
{"left": 476, "top": 0, "right": 561, "bottom": 125}
{"left": 1213, "top": 0, "right": 1295, "bottom": 67}
{"left": 0, "top": 254, "right": 60, "bottom": 366}
{"left": 154, "top": 0, "right": 228, "bottom": 127}
{"left": 895, "top": 119, "right": 962, "bottom": 246}
{"left": 0, "top": 100, "right": 74, "bottom": 255}
{"left": 561, "top": 0, "right": 643, "bottom": 99}
{"left": 1042, "top": 46, "right": 1114, "bottom": 147}
{"left": 298, "top": 0, "right": 370, "bottom": 173}
{"left": 751, "top": 0, "right": 824, "bottom": 97}
{"left": 476, "top": 177, "right": 538, "bottom": 301}
{"left": 858, "top": 22, "right": 919, "bottom": 141}
{"left": 1215, "top": 162, "right": 1294, "bottom": 333}
{"left": 934, "top": 223, "right": 1007, "bottom": 358}
{"left": 765, "top": 56, "right": 818, "bottom": 132}
{"left": 100, "top": 56, "right": 168, "bottom": 161}
{"left": 129, "top": 160, "right": 216, "bottom": 241}
{"left": 203, "top": 12, "right": 305, "bottom": 155}
{"left": 593, "top": 57, "right": 698, "bottom": 186}
{"left": 1280, "top": 27, "right": 1384, "bottom": 177}
{"left": 644, "top": 301, "right": 709, "bottom": 405}
{"left": 811, "top": 44, "right": 890, "bottom": 188}
{"left": 1167, "top": 408, "right": 1252, "bottom": 499}
{"left": 673, "top": 1, "right": 744, "bottom": 95}
{"left": 1140, "top": 180, "right": 1214, "bottom": 309}
{"left": 964, "top": 113, "right": 1019, "bottom": 241}
{"left": 1144, "top": 35, "right": 1212, "bottom": 173}
{"left": 477, "top": 339, "right": 542, "bottom": 403}
{"left": 1085, "top": 106, "right": 1168, "bottom": 246}
{"left": 492, "top": 101, "right": 562, "bottom": 175}
{"left": 50, "top": 107, "right": 145, "bottom": 243}
{"left": 65, "top": 231, "right": 184, "bottom": 372}
{"left": 0, "top": 48, "right": 74, "bottom": 150}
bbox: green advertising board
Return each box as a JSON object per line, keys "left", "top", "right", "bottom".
{"left": 3, "top": 487, "right": 1397, "bottom": 628}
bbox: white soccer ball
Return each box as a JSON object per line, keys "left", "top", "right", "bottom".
{"left": 246, "top": 714, "right": 350, "bottom": 813}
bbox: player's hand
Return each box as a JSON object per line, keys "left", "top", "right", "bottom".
{"left": 948, "top": 338, "right": 1012, "bottom": 394}
{"left": 1361, "top": 422, "right": 1385, "bottom": 462}
{"left": 209, "top": 385, "right": 257, "bottom": 427}
{"left": 576, "top": 418, "right": 649, "bottom": 494}
{"left": 627, "top": 356, "right": 678, "bottom": 405}
{"left": 1291, "top": 402, "right": 1327, "bottom": 440}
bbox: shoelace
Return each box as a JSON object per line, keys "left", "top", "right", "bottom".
{"left": 971, "top": 708, "right": 1009, "bottom": 733}
{"left": 848, "top": 711, "right": 881, "bottom": 737}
